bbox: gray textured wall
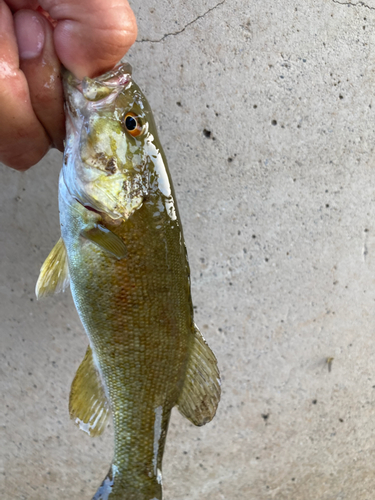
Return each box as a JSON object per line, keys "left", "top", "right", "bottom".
{"left": 3, "top": 0, "right": 375, "bottom": 498}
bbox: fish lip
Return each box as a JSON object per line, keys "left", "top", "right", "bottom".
{"left": 92, "top": 62, "right": 132, "bottom": 86}
{"left": 62, "top": 63, "right": 132, "bottom": 92}
{"left": 63, "top": 63, "right": 132, "bottom": 112}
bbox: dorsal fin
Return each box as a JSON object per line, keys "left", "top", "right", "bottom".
{"left": 35, "top": 238, "right": 70, "bottom": 299}
{"left": 177, "top": 325, "right": 221, "bottom": 426}
{"left": 69, "top": 346, "right": 110, "bottom": 437}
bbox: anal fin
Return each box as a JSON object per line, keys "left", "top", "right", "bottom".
{"left": 35, "top": 237, "right": 70, "bottom": 299}
{"left": 177, "top": 325, "right": 221, "bottom": 426}
{"left": 70, "top": 345, "right": 110, "bottom": 437}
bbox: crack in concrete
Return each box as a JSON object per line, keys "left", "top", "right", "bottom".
{"left": 332, "top": 0, "right": 375, "bottom": 10}
{"left": 137, "top": 0, "right": 226, "bottom": 43}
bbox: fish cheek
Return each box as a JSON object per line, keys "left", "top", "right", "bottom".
{"left": 80, "top": 117, "right": 127, "bottom": 171}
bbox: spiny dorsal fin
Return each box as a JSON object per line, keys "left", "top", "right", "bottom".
{"left": 35, "top": 237, "right": 70, "bottom": 299}
{"left": 177, "top": 325, "right": 221, "bottom": 426}
{"left": 69, "top": 345, "right": 110, "bottom": 437}
{"left": 81, "top": 224, "right": 127, "bottom": 260}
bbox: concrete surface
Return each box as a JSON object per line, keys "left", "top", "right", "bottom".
{"left": 3, "top": 0, "right": 375, "bottom": 498}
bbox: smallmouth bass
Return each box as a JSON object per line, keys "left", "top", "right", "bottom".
{"left": 36, "top": 63, "right": 220, "bottom": 500}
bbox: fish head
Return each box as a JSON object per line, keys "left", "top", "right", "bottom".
{"left": 62, "top": 63, "right": 170, "bottom": 222}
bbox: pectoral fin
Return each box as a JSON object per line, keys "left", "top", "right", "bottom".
{"left": 69, "top": 345, "right": 110, "bottom": 437}
{"left": 35, "top": 237, "right": 70, "bottom": 299}
{"left": 81, "top": 224, "right": 127, "bottom": 260}
{"left": 177, "top": 325, "right": 221, "bottom": 426}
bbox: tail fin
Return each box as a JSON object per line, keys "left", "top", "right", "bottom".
{"left": 92, "top": 465, "right": 162, "bottom": 500}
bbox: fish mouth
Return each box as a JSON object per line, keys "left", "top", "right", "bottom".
{"left": 63, "top": 62, "right": 133, "bottom": 124}
{"left": 62, "top": 62, "right": 132, "bottom": 87}
{"left": 63, "top": 63, "right": 132, "bottom": 102}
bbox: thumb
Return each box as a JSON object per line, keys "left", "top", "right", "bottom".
{"left": 39, "top": 0, "right": 137, "bottom": 79}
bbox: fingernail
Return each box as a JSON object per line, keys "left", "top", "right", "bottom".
{"left": 15, "top": 11, "right": 45, "bottom": 60}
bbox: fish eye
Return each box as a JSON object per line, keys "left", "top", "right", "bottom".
{"left": 123, "top": 112, "right": 143, "bottom": 137}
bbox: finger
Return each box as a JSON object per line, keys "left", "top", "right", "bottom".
{"left": 14, "top": 9, "right": 65, "bottom": 151}
{"left": 0, "top": 0, "right": 50, "bottom": 170}
{"left": 5, "top": 0, "right": 38, "bottom": 11}
{"left": 39, "top": 0, "right": 137, "bottom": 79}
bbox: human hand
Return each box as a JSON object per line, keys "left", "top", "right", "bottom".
{"left": 0, "top": 0, "right": 137, "bottom": 170}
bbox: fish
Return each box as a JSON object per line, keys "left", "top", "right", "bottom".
{"left": 35, "top": 62, "right": 221, "bottom": 500}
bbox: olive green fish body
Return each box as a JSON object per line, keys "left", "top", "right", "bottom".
{"left": 59, "top": 172, "right": 190, "bottom": 498}
{"left": 37, "top": 64, "right": 220, "bottom": 500}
